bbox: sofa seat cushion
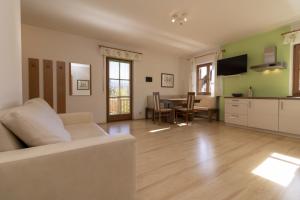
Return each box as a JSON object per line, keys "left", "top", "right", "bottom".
{"left": 2, "top": 99, "right": 71, "bottom": 147}
{"left": 65, "top": 123, "right": 108, "bottom": 140}
{"left": 194, "top": 106, "right": 210, "bottom": 111}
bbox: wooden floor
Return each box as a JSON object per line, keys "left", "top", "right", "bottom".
{"left": 101, "top": 119, "right": 300, "bottom": 200}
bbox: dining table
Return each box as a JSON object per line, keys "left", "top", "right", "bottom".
{"left": 160, "top": 98, "right": 200, "bottom": 108}
{"left": 145, "top": 97, "right": 200, "bottom": 120}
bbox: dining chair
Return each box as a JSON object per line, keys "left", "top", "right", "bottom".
{"left": 153, "top": 92, "right": 174, "bottom": 124}
{"left": 175, "top": 92, "right": 195, "bottom": 124}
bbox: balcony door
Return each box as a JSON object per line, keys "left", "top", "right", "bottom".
{"left": 106, "top": 58, "right": 133, "bottom": 122}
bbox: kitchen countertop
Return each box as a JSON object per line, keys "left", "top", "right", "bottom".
{"left": 225, "top": 96, "right": 300, "bottom": 100}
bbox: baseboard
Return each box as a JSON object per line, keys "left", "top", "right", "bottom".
{"left": 225, "top": 123, "right": 300, "bottom": 139}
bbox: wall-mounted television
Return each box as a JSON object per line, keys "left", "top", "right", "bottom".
{"left": 217, "top": 54, "right": 248, "bottom": 76}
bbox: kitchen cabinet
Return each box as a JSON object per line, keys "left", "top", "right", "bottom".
{"left": 279, "top": 100, "right": 300, "bottom": 135}
{"left": 224, "top": 99, "right": 248, "bottom": 126}
{"left": 248, "top": 99, "right": 279, "bottom": 131}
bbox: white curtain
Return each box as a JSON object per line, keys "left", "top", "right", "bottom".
{"left": 283, "top": 31, "right": 300, "bottom": 44}
{"left": 188, "top": 51, "right": 223, "bottom": 96}
{"left": 100, "top": 47, "right": 142, "bottom": 61}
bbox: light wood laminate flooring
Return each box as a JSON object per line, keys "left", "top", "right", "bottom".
{"left": 101, "top": 119, "right": 300, "bottom": 200}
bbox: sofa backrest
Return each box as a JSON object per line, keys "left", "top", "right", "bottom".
{"left": 0, "top": 108, "right": 25, "bottom": 152}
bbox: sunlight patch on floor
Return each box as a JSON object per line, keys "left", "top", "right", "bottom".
{"left": 252, "top": 153, "right": 300, "bottom": 187}
{"left": 177, "top": 123, "right": 188, "bottom": 127}
{"left": 149, "top": 127, "right": 171, "bottom": 133}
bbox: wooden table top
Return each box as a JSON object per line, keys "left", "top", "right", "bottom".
{"left": 160, "top": 98, "right": 201, "bottom": 103}
{"left": 161, "top": 98, "right": 187, "bottom": 101}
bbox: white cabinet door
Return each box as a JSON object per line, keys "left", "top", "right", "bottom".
{"left": 248, "top": 99, "right": 279, "bottom": 131}
{"left": 279, "top": 100, "right": 300, "bottom": 135}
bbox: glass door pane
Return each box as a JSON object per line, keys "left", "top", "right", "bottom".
{"left": 107, "top": 58, "right": 132, "bottom": 121}
{"left": 200, "top": 67, "right": 207, "bottom": 93}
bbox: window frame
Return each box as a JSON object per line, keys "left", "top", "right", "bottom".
{"left": 196, "top": 63, "right": 212, "bottom": 95}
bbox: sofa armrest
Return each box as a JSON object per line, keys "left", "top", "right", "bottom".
{"left": 59, "top": 112, "right": 94, "bottom": 125}
{"left": 0, "top": 134, "right": 136, "bottom": 200}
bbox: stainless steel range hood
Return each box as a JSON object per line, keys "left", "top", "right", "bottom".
{"left": 250, "top": 46, "right": 286, "bottom": 71}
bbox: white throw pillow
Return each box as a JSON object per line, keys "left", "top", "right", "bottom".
{"left": 2, "top": 100, "right": 71, "bottom": 147}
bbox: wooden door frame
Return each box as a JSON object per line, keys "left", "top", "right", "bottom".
{"left": 293, "top": 44, "right": 300, "bottom": 96}
{"left": 106, "top": 57, "right": 133, "bottom": 122}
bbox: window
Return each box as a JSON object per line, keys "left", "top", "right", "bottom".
{"left": 293, "top": 44, "right": 300, "bottom": 96}
{"left": 196, "top": 63, "right": 214, "bottom": 95}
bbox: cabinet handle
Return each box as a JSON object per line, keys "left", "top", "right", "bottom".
{"left": 249, "top": 101, "right": 252, "bottom": 108}
{"left": 232, "top": 105, "right": 239, "bottom": 107}
{"left": 281, "top": 102, "right": 284, "bottom": 110}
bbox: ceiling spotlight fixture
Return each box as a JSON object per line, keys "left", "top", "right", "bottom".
{"left": 171, "top": 12, "right": 188, "bottom": 25}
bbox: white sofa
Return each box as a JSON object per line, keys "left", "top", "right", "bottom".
{"left": 0, "top": 105, "right": 136, "bottom": 200}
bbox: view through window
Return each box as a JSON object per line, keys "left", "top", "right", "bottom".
{"left": 196, "top": 63, "right": 214, "bottom": 95}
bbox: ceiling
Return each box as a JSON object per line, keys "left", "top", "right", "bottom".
{"left": 21, "top": 0, "right": 300, "bottom": 57}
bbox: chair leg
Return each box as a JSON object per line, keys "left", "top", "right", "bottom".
{"left": 185, "top": 112, "right": 188, "bottom": 124}
{"left": 208, "top": 110, "right": 213, "bottom": 122}
{"left": 152, "top": 109, "right": 155, "bottom": 121}
{"left": 172, "top": 110, "right": 175, "bottom": 123}
{"left": 159, "top": 112, "right": 161, "bottom": 124}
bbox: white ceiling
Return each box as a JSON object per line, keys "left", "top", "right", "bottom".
{"left": 21, "top": 0, "right": 300, "bottom": 56}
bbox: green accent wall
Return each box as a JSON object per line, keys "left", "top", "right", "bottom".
{"left": 220, "top": 26, "right": 291, "bottom": 121}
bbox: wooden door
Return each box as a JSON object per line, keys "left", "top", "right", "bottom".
{"left": 43, "top": 60, "right": 53, "bottom": 107}
{"left": 293, "top": 44, "right": 300, "bottom": 96}
{"left": 279, "top": 100, "right": 300, "bottom": 135}
{"left": 248, "top": 99, "right": 279, "bottom": 131}
{"left": 28, "top": 58, "right": 40, "bottom": 99}
{"left": 56, "top": 61, "right": 66, "bottom": 113}
{"left": 106, "top": 58, "right": 133, "bottom": 122}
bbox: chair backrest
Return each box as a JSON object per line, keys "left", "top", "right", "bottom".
{"left": 153, "top": 92, "right": 160, "bottom": 111}
{"left": 186, "top": 92, "right": 195, "bottom": 110}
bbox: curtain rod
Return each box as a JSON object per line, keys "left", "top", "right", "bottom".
{"left": 99, "top": 45, "right": 143, "bottom": 55}
{"left": 193, "top": 49, "right": 225, "bottom": 59}
{"left": 281, "top": 28, "right": 300, "bottom": 36}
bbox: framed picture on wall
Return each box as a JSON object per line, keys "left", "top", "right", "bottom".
{"left": 161, "top": 73, "right": 174, "bottom": 88}
{"left": 77, "top": 80, "right": 90, "bottom": 90}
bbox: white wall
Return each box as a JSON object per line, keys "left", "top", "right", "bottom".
{"left": 22, "top": 24, "right": 186, "bottom": 123}
{"left": 0, "top": 0, "right": 22, "bottom": 109}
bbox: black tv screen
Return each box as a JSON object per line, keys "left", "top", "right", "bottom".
{"left": 217, "top": 54, "right": 247, "bottom": 76}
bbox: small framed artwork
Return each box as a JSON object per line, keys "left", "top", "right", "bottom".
{"left": 77, "top": 80, "right": 90, "bottom": 90}
{"left": 161, "top": 73, "right": 174, "bottom": 88}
